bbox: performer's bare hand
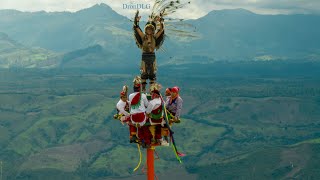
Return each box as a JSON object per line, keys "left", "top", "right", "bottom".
{"left": 136, "top": 16, "right": 141, "bottom": 22}
{"left": 155, "top": 16, "right": 160, "bottom": 22}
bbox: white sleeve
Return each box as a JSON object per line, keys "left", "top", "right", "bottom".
{"left": 175, "top": 97, "right": 183, "bottom": 118}
{"left": 165, "top": 97, "right": 170, "bottom": 108}
{"left": 146, "top": 100, "right": 156, "bottom": 114}
{"left": 117, "top": 101, "right": 130, "bottom": 116}
{"left": 142, "top": 94, "right": 149, "bottom": 108}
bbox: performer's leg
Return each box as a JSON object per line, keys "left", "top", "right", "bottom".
{"left": 129, "top": 125, "right": 138, "bottom": 143}
{"left": 153, "top": 58, "right": 157, "bottom": 74}
{"left": 150, "top": 79, "right": 156, "bottom": 85}
{"left": 140, "top": 59, "right": 148, "bottom": 93}
{"left": 149, "top": 59, "right": 156, "bottom": 85}
{"left": 139, "top": 125, "right": 150, "bottom": 148}
{"left": 149, "top": 125, "right": 156, "bottom": 144}
{"left": 155, "top": 125, "right": 162, "bottom": 141}
{"left": 140, "top": 60, "right": 146, "bottom": 74}
{"left": 141, "top": 79, "right": 147, "bottom": 93}
{"left": 137, "top": 125, "right": 144, "bottom": 144}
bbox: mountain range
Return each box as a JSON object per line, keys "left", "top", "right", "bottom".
{"left": 0, "top": 4, "right": 319, "bottom": 68}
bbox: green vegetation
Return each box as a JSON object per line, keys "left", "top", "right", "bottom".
{"left": 0, "top": 32, "right": 58, "bottom": 68}
{"left": 0, "top": 61, "right": 320, "bottom": 179}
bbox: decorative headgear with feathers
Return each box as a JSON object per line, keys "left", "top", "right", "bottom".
{"left": 133, "top": 76, "right": 142, "bottom": 87}
{"left": 120, "top": 85, "right": 128, "bottom": 97}
{"left": 133, "top": 0, "right": 197, "bottom": 50}
{"left": 145, "top": 21, "right": 157, "bottom": 32}
{"left": 149, "top": 0, "right": 191, "bottom": 21}
{"left": 150, "top": 83, "right": 162, "bottom": 95}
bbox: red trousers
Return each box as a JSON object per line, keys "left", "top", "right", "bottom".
{"left": 138, "top": 125, "right": 152, "bottom": 145}
{"left": 129, "top": 124, "right": 137, "bottom": 138}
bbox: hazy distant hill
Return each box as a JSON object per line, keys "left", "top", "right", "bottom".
{"left": 0, "top": 32, "right": 57, "bottom": 68}
{"left": 0, "top": 4, "right": 319, "bottom": 68}
{"left": 0, "top": 4, "right": 130, "bottom": 52}
{"left": 183, "top": 9, "right": 320, "bottom": 61}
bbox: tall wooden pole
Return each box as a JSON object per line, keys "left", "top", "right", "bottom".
{"left": 147, "top": 147, "right": 155, "bottom": 180}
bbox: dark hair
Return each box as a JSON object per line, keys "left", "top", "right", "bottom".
{"left": 152, "top": 91, "right": 160, "bottom": 95}
{"left": 133, "top": 86, "right": 140, "bottom": 92}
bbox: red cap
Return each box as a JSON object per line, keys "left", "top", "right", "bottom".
{"left": 171, "top": 87, "right": 179, "bottom": 93}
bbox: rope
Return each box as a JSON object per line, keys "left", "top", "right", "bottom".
{"left": 133, "top": 143, "right": 142, "bottom": 172}
{"left": 171, "top": 140, "right": 181, "bottom": 163}
{"left": 154, "top": 149, "right": 160, "bottom": 160}
{"left": 170, "top": 133, "right": 182, "bottom": 163}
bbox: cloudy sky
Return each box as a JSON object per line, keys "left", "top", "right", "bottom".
{"left": 0, "top": 0, "right": 319, "bottom": 19}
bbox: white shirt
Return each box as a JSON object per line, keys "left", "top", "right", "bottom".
{"left": 146, "top": 97, "right": 164, "bottom": 126}
{"left": 116, "top": 99, "right": 130, "bottom": 117}
{"left": 129, "top": 92, "right": 149, "bottom": 114}
{"left": 146, "top": 98, "right": 161, "bottom": 114}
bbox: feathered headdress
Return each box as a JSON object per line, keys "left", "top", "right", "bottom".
{"left": 149, "top": 0, "right": 191, "bottom": 21}
{"left": 120, "top": 85, "right": 128, "bottom": 97}
{"left": 131, "top": 76, "right": 142, "bottom": 109}
{"left": 150, "top": 83, "right": 162, "bottom": 93}
{"left": 145, "top": 21, "right": 157, "bottom": 32}
{"left": 151, "top": 0, "right": 200, "bottom": 42}
{"left": 133, "top": 76, "right": 142, "bottom": 87}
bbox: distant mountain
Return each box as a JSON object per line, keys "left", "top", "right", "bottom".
{"left": 59, "top": 44, "right": 126, "bottom": 69}
{"left": 0, "top": 4, "right": 319, "bottom": 68}
{"left": 0, "top": 3, "right": 131, "bottom": 53}
{"left": 179, "top": 8, "right": 320, "bottom": 61}
{"left": 0, "top": 32, "right": 57, "bottom": 68}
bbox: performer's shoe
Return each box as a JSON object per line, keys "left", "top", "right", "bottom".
{"left": 130, "top": 135, "right": 138, "bottom": 143}
{"left": 164, "top": 136, "right": 169, "bottom": 142}
{"left": 142, "top": 142, "right": 151, "bottom": 149}
{"left": 151, "top": 138, "right": 157, "bottom": 144}
{"left": 169, "top": 119, "right": 174, "bottom": 126}
{"left": 161, "top": 140, "right": 169, "bottom": 146}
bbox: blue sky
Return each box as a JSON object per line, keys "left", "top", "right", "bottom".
{"left": 0, "top": 0, "right": 319, "bottom": 19}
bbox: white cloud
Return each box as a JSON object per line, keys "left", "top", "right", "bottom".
{"left": 0, "top": 0, "right": 319, "bottom": 19}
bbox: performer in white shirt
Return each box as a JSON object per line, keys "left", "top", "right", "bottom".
{"left": 128, "top": 76, "right": 151, "bottom": 148}
{"left": 146, "top": 83, "right": 167, "bottom": 145}
{"left": 115, "top": 87, "right": 139, "bottom": 143}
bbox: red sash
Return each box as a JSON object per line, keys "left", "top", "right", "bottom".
{"left": 131, "top": 112, "right": 146, "bottom": 123}
{"left": 150, "top": 104, "right": 163, "bottom": 124}
{"left": 131, "top": 93, "right": 140, "bottom": 105}
{"left": 125, "top": 101, "right": 129, "bottom": 112}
